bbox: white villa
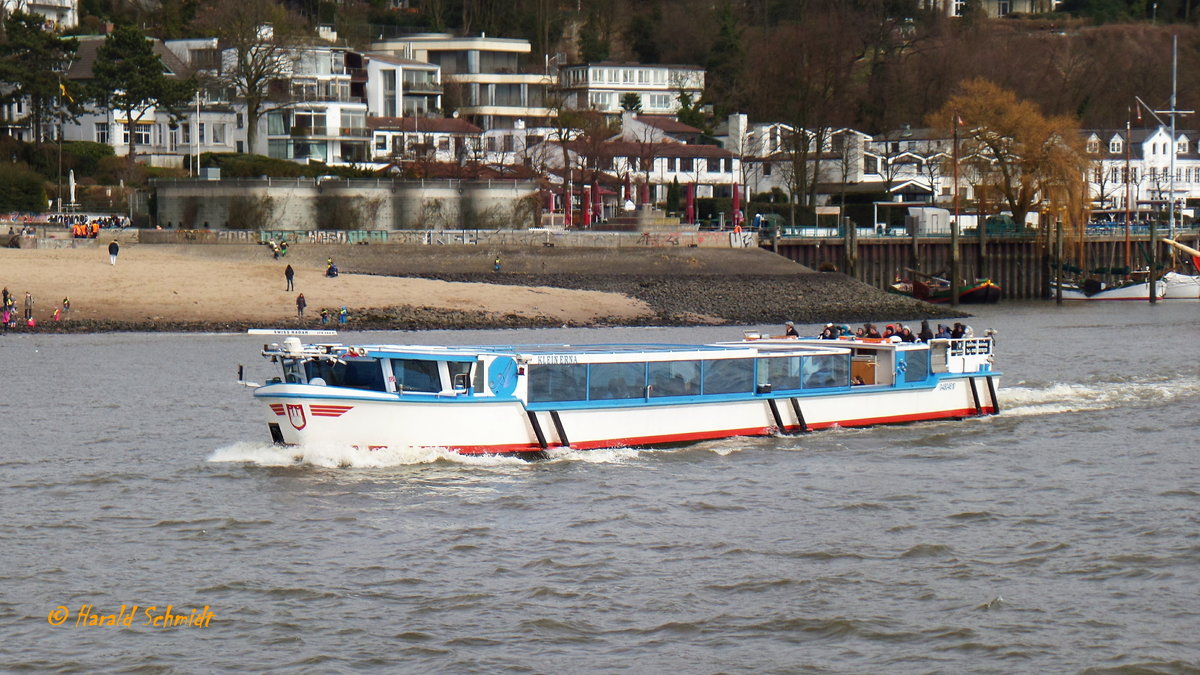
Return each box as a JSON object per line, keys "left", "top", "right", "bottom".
{"left": 557, "top": 62, "right": 705, "bottom": 117}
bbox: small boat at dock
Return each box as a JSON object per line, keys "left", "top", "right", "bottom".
{"left": 890, "top": 269, "right": 1003, "bottom": 304}
{"left": 241, "top": 329, "right": 1000, "bottom": 456}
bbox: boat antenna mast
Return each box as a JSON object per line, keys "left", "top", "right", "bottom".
{"left": 1135, "top": 36, "right": 1192, "bottom": 249}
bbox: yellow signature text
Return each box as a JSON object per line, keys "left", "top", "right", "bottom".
{"left": 47, "top": 604, "right": 213, "bottom": 629}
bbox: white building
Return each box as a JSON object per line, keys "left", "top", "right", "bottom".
{"left": 1084, "top": 125, "right": 1200, "bottom": 213}
{"left": 2, "top": 0, "right": 78, "bottom": 29}
{"left": 557, "top": 62, "right": 704, "bottom": 116}
{"left": 370, "top": 33, "right": 554, "bottom": 131}
{"left": 922, "top": 0, "right": 1059, "bottom": 17}
{"left": 262, "top": 47, "right": 369, "bottom": 164}
{"left": 364, "top": 52, "right": 441, "bottom": 118}
{"left": 368, "top": 115, "right": 482, "bottom": 163}
{"left": 61, "top": 36, "right": 238, "bottom": 168}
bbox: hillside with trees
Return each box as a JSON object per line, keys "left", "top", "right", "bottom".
{"left": 54, "top": 0, "right": 1200, "bottom": 137}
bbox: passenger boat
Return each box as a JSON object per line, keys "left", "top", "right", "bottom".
{"left": 241, "top": 329, "right": 1000, "bottom": 456}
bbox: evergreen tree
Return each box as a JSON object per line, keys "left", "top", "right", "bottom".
{"left": 579, "top": 6, "right": 609, "bottom": 62}
{"left": 666, "top": 177, "right": 681, "bottom": 212}
{"left": 620, "top": 92, "right": 642, "bottom": 112}
{"left": 0, "top": 12, "right": 79, "bottom": 142}
{"left": 705, "top": 1, "right": 744, "bottom": 114}
{"left": 92, "top": 24, "right": 195, "bottom": 169}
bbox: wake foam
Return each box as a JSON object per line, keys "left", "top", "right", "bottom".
{"left": 1001, "top": 375, "right": 1200, "bottom": 417}
{"left": 206, "top": 441, "right": 528, "bottom": 468}
{"left": 207, "top": 441, "right": 651, "bottom": 469}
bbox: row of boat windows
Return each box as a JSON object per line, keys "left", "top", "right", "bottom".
{"left": 528, "top": 355, "right": 852, "bottom": 403}
{"left": 297, "top": 358, "right": 475, "bottom": 393}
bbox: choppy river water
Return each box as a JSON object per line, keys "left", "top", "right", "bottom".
{"left": 1, "top": 301, "right": 1198, "bottom": 672}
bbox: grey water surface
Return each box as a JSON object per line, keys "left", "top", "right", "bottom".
{"left": 1, "top": 302, "right": 1197, "bottom": 673}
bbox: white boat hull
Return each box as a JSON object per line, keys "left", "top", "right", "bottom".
{"left": 1057, "top": 280, "right": 1165, "bottom": 301}
{"left": 1162, "top": 272, "right": 1200, "bottom": 299}
{"left": 257, "top": 374, "right": 1000, "bottom": 454}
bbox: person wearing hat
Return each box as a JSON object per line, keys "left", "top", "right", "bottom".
{"left": 783, "top": 321, "right": 799, "bottom": 337}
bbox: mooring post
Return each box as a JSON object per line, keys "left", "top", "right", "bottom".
{"left": 950, "top": 217, "right": 960, "bottom": 308}
{"left": 844, "top": 217, "right": 858, "bottom": 278}
{"left": 1055, "top": 218, "right": 1063, "bottom": 305}
{"left": 1149, "top": 219, "right": 1158, "bottom": 305}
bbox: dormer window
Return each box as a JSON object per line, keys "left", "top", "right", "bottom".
{"left": 1086, "top": 138, "right": 1099, "bottom": 153}
{"left": 1109, "top": 139, "right": 1122, "bottom": 153}
{"left": 1178, "top": 139, "right": 1188, "bottom": 154}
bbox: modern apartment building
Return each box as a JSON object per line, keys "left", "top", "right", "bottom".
{"left": 557, "top": 62, "right": 704, "bottom": 116}
{"left": 262, "top": 47, "right": 370, "bottom": 163}
{"left": 369, "top": 33, "right": 554, "bottom": 130}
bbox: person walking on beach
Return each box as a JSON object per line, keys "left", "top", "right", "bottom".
{"left": 320, "top": 308, "right": 329, "bottom": 326}
{"left": 108, "top": 240, "right": 119, "bottom": 265}
{"left": 338, "top": 306, "right": 348, "bottom": 326}
{"left": 24, "top": 291, "right": 33, "bottom": 322}
{"left": 296, "top": 293, "right": 307, "bottom": 319}
{"left": 284, "top": 264, "right": 295, "bottom": 291}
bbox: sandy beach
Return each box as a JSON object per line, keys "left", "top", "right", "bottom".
{"left": 0, "top": 245, "right": 653, "bottom": 327}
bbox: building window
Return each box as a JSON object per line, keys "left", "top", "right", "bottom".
{"left": 122, "top": 123, "right": 150, "bottom": 146}
{"left": 953, "top": 0, "right": 966, "bottom": 15}
{"left": 707, "top": 157, "right": 720, "bottom": 172}
{"left": 1179, "top": 139, "right": 1188, "bottom": 154}
{"left": 199, "top": 122, "right": 206, "bottom": 144}
{"left": 763, "top": 162, "right": 772, "bottom": 177}
{"left": 680, "top": 157, "right": 693, "bottom": 171}
{"left": 95, "top": 122, "right": 109, "bottom": 144}
{"left": 1109, "top": 139, "right": 1122, "bottom": 153}
{"left": 1086, "top": 138, "right": 1099, "bottom": 153}
{"left": 236, "top": 113, "right": 244, "bottom": 129}
{"left": 212, "top": 123, "right": 224, "bottom": 144}
{"left": 375, "top": 135, "right": 387, "bottom": 151}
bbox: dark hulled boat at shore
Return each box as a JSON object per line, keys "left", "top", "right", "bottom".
{"left": 890, "top": 269, "right": 1003, "bottom": 305}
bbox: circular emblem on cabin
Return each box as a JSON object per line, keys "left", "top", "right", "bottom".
{"left": 488, "top": 357, "right": 518, "bottom": 396}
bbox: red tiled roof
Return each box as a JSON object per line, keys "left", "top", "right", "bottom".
{"left": 368, "top": 117, "right": 483, "bottom": 133}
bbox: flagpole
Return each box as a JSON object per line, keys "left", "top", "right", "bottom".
{"left": 951, "top": 112, "right": 960, "bottom": 308}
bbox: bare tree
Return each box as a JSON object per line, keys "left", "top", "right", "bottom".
{"left": 197, "top": 0, "right": 308, "bottom": 154}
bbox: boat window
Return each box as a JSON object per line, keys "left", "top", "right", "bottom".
{"left": 702, "top": 358, "right": 755, "bottom": 395}
{"left": 903, "top": 350, "right": 929, "bottom": 383}
{"left": 473, "top": 360, "right": 485, "bottom": 391}
{"left": 528, "top": 364, "right": 587, "bottom": 402}
{"left": 305, "top": 359, "right": 388, "bottom": 391}
{"left": 758, "top": 356, "right": 802, "bottom": 391}
{"left": 802, "top": 354, "right": 849, "bottom": 389}
{"left": 589, "top": 362, "right": 645, "bottom": 400}
{"left": 392, "top": 359, "right": 441, "bottom": 393}
{"left": 282, "top": 358, "right": 306, "bottom": 383}
{"left": 448, "top": 361, "right": 472, "bottom": 390}
{"left": 648, "top": 360, "right": 700, "bottom": 397}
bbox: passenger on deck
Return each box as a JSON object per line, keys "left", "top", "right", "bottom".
{"left": 863, "top": 323, "right": 881, "bottom": 338}
{"left": 882, "top": 324, "right": 897, "bottom": 339}
{"left": 784, "top": 321, "right": 799, "bottom": 337}
{"left": 918, "top": 320, "right": 934, "bottom": 342}
{"left": 951, "top": 323, "right": 966, "bottom": 339}
{"left": 819, "top": 323, "right": 837, "bottom": 339}
{"left": 935, "top": 324, "right": 952, "bottom": 339}
{"left": 898, "top": 326, "right": 917, "bottom": 342}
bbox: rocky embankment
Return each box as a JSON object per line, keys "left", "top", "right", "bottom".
{"left": 321, "top": 244, "right": 968, "bottom": 328}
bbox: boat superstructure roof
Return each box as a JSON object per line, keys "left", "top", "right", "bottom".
{"left": 280, "top": 340, "right": 856, "bottom": 362}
